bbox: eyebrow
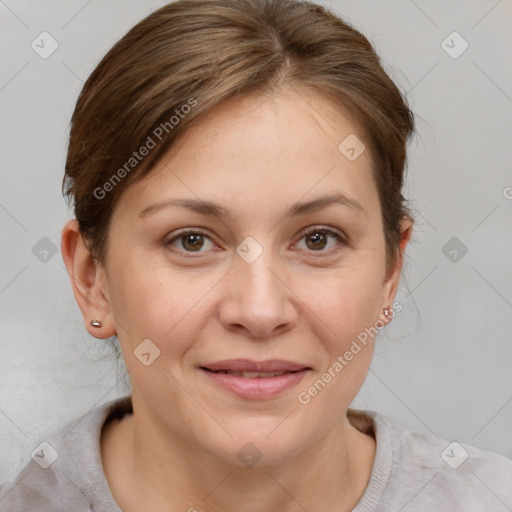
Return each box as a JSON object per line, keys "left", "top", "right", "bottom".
{"left": 139, "top": 192, "right": 365, "bottom": 220}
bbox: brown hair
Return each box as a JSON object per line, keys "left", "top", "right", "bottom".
{"left": 63, "top": 0, "right": 414, "bottom": 274}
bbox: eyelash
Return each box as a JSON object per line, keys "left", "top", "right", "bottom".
{"left": 165, "top": 225, "right": 346, "bottom": 258}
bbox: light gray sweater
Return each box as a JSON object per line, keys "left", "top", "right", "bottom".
{"left": 1, "top": 395, "right": 511, "bottom": 511}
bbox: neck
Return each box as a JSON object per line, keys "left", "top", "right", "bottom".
{"left": 101, "top": 398, "right": 376, "bottom": 512}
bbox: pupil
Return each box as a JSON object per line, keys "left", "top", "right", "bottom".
{"left": 183, "top": 234, "right": 203, "bottom": 251}
{"left": 307, "top": 232, "right": 326, "bottom": 250}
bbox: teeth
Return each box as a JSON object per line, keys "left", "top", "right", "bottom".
{"left": 215, "top": 370, "right": 289, "bottom": 378}
{"left": 242, "top": 371, "right": 262, "bottom": 378}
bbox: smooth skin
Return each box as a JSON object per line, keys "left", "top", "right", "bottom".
{"left": 62, "top": 85, "right": 412, "bottom": 512}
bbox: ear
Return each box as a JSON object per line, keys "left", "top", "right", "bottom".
{"left": 61, "top": 219, "right": 116, "bottom": 339}
{"left": 379, "top": 217, "right": 413, "bottom": 318}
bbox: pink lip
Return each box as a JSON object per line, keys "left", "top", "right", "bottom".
{"left": 201, "top": 358, "right": 310, "bottom": 373}
{"left": 200, "top": 369, "right": 310, "bottom": 400}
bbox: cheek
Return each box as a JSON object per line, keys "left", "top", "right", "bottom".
{"left": 291, "top": 273, "right": 382, "bottom": 436}
{"left": 107, "top": 252, "right": 221, "bottom": 354}
{"left": 294, "top": 269, "right": 382, "bottom": 413}
{"left": 302, "top": 259, "right": 384, "bottom": 343}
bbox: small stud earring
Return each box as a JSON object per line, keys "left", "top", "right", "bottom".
{"left": 383, "top": 307, "right": 391, "bottom": 317}
{"left": 90, "top": 319, "right": 102, "bottom": 328}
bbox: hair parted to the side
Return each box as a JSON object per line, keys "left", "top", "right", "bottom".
{"left": 62, "top": 0, "right": 415, "bottom": 275}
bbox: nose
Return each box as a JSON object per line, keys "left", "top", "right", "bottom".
{"left": 218, "top": 247, "right": 299, "bottom": 339}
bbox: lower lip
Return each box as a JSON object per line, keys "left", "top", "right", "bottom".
{"left": 200, "top": 368, "right": 310, "bottom": 399}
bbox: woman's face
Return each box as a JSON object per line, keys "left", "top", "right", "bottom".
{"left": 99, "top": 87, "right": 404, "bottom": 465}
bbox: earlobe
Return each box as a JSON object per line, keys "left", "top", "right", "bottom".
{"left": 61, "top": 220, "right": 116, "bottom": 339}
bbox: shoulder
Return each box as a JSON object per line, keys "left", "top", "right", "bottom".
{"left": 0, "top": 395, "right": 132, "bottom": 512}
{"left": 0, "top": 466, "right": 63, "bottom": 510}
{"left": 351, "top": 409, "right": 512, "bottom": 511}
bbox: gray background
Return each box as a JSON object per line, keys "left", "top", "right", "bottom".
{"left": 1, "top": 0, "right": 511, "bottom": 484}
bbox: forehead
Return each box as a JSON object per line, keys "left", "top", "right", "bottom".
{"left": 114, "top": 87, "right": 380, "bottom": 223}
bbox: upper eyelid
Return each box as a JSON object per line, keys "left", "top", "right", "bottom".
{"left": 296, "top": 225, "right": 345, "bottom": 241}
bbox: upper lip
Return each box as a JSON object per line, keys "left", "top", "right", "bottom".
{"left": 201, "top": 359, "right": 311, "bottom": 372}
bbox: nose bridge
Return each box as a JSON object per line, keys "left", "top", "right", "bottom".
{"left": 236, "top": 237, "right": 282, "bottom": 306}
{"left": 220, "top": 235, "right": 297, "bottom": 337}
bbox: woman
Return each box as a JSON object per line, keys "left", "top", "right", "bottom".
{"left": 1, "top": 0, "right": 511, "bottom": 510}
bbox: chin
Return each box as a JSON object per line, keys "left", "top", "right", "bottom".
{"left": 205, "top": 421, "right": 312, "bottom": 469}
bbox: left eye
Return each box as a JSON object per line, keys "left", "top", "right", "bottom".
{"left": 294, "top": 228, "right": 344, "bottom": 253}
{"left": 165, "top": 227, "right": 344, "bottom": 255}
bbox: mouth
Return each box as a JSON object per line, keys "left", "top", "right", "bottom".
{"left": 200, "top": 358, "right": 311, "bottom": 373}
{"left": 201, "top": 368, "right": 302, "bottom": 378}
{"left": 198, "top": 359, "right": 311, "bottom": 399}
